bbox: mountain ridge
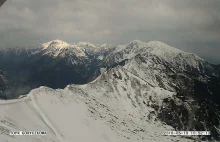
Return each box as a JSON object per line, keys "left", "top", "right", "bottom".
{"left": 0, "top": 39, "right": 218, "bottom": 99}
{"left": 0, "top": 39, "right": 219, "bottom": 141}
{"left": 0, "top": 39, "right": 217, "bottom": 66}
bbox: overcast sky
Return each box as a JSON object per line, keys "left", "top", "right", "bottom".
{"left": 0, "top": 0, "right": 219, "bottom": 63}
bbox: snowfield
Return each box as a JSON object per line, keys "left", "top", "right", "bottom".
{"left": 0, "top": 67, "right": 194, "bottom": 142}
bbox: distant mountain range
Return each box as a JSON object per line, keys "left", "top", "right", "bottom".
{"left": 0, "top": 39, "right": 115, "bottom": 98}
{"left": 0, "top": 39, "right": 219, "bottom": 141}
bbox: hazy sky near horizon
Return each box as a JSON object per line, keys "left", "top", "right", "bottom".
{"left": 0, "top": 0, "right": 219, "bottom": 63}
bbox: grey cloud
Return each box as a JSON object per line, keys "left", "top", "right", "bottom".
{"left": 0, "top": 0, "right": 219, "bottom": 63}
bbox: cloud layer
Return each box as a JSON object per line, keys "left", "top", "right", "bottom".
{"left": 0, "top": 0, "right": 220, "bottom": 63}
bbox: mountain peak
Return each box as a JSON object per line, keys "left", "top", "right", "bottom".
{"left": 128, "top": 40, "right": 174, "bottom": 49}
{"left": 42, "top": 39, "right": 69, "bottom": 49}
{"left": 129, "top": 40, "right": 147, "bottom": 45}
{"left": 52, "top": 39, "right": 67, "bottom": 43}
{"left": 146, "top": 40, "right": 172, "bottom": 48}
{"left": 77, "top": 42, "right": 96, "bottom": 48}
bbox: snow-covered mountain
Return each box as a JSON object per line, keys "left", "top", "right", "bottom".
{"left": 41, "top": 39, "right": 115, "bottom": 59}
{"left": 0, "top": 39, "right": 219, "bottom": 141}
{"left": 42, "top": 40, "right": 87, "bottom": 58}
{"left": 99, "top": 40, "right": 220, "bottom": 141}
{"left": 0, "top": 67, "right": 195, "bottom": 142}
{"left": 103, "top": 40, "right": 217, "bottom": 76}
{"left": 0, "top": 40, "right": 115, "bottom": 98}
{"left": 1, "top": 64, "right": 219, "bottom": 141}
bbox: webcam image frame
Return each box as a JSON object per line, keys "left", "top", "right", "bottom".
{"left": 0, "top": 0, "right": 219, "bottom": 142}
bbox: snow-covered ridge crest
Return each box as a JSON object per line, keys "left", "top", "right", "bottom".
{"left": 39, "top": 39, "right": 201, "bottom": 64}
{"left": 0, "top": 66, "right": 195, "bottom": 142}
{"left": 107, "top": 39, "right": 208, "bottom": 72}
{"left": 117, "top": 40, "right": 202, "bottom": 59}
{"left": 22, "top": 39, "right": 208, "bottom": 71}
{"left": 41, "top": 39, "right": 88, "bottom": 57}
{"left": 42, "top": 39, "right": 70, "bottom": 49}
{"left": 145, "top": 40, "right": 203, "bottom": 60}
{"left": 42, "top": 40, "right": 110, "bottom": 50}
{"left": 77, "top": 41, "right": 97, "bottom": 48}
{"left": 147, "top": 40, "right": 174, "bottom": 48}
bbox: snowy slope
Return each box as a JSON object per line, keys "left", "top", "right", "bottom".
{"left": 42, "top": 40, "right": 87, "bottom": 58}
{"left": 104, "top": 40, "right": 216, "bottom": 76}
{"left": 0, "top": 67, "right": 195, "bottom": 142}
{"left": 0, "top": 40, "right": 219, "bottom": 141}
{"left": 42, "top": 39, "right": 70, "bottom": 49}
{"left": 97, "top": 41, "right": 220, "bottom": 141}
{"left": 41, "top": 40, "right": 115, "bottom": 58}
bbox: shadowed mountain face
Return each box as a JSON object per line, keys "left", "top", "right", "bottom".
{"left": 215, "top": 64, "right": 220, "bottom": 77}
{"left": 157, "top": 73, "right": 220, "bottom": 141}
{"left": 0, "top": 40, "right": 219, "bottom": 141}
{"left": 0, "top": 70, "right": 8, "bottom": 99}
{"left": 0, "top": 40, "right": 114, "bottom": 99}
